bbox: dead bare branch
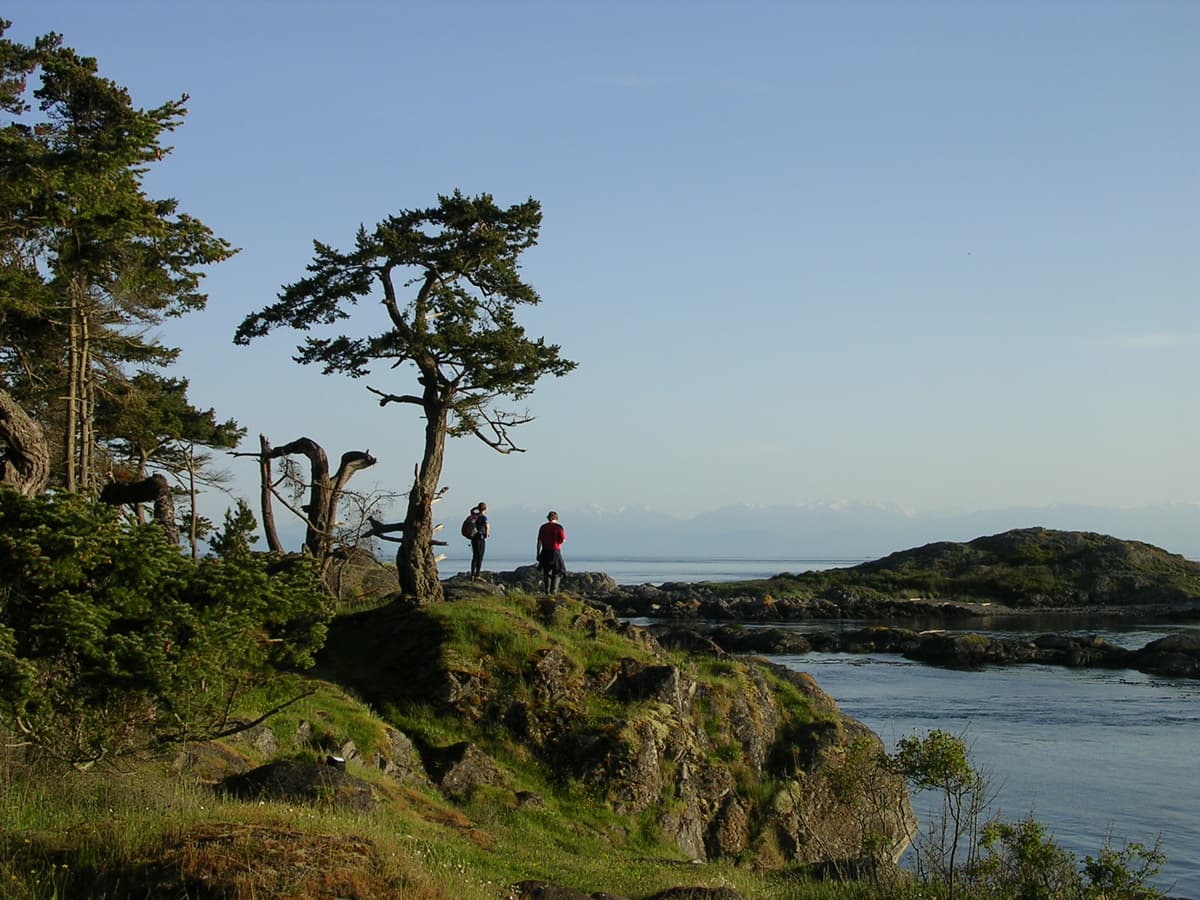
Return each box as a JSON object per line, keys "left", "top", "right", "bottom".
{"left": 367, "top": 385, "right": 424, "bottom": 407}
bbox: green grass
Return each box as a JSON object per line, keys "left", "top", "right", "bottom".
{"left": 0, "top": 740, "right": 910, "bottom": 899}
{"left": 0, "top": 590, "right": 919, "bottom": 898}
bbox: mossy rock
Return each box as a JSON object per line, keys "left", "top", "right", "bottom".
{"left": 217, "top": 759, "right": 377, "bottom": 811}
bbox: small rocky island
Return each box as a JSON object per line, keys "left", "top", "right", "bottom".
{"left": 483, "top": 528, "right": 1200, "bottom": 679}
{"left": 588, "top": 527, "right": 1200, "bottom": 619}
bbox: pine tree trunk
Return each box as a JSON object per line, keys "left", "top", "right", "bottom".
{"left": 154, "top": 485, "right": 180, "bottom": 545}
{"left": 64, "top": 285, "right": 80, "bottom": 492}
{"left": 397, "top": 405, "right": 447, "bottom": 603}
{"left": 134, "top": 451, "right": 149, "bottom": 524}
{"left": 187, "top": 443, "right": 199, "bottom": 560}
{"left": 80, "top": 311, "right": 94, "bottom": 493}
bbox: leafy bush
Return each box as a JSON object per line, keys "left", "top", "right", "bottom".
{"left": 1082, "top": 836, "right": 1166, "bottom": 899}
{"left": 973, "top": 816, "right": 1082, "bottom": 899}
{"left": 0, "top": 489, "right": 330, "bottom": 765}
{"left": 894, "top": 730, "right": 1168, "bottom": 900}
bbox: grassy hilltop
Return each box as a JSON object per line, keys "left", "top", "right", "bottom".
{"left": 669, "top": 528, "right": 1200, "bottom": 612}
{"left": 2, "top": 587, "right": 912, "bottom": 899}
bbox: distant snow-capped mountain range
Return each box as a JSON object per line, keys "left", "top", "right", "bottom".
{"left": 455, "top": 501, "right": 1200, "bottom": 561}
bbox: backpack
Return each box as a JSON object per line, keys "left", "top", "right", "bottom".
{"left": 461, "top": 512, "right": 478, "bottom": 539}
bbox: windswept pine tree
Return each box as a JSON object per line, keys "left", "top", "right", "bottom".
{"left": 236, "top": 191, "right": 577, "bottom": 601}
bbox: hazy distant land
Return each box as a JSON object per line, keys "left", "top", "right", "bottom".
{"left": 460, "top": 501, "right": 1200, "bottom": 561}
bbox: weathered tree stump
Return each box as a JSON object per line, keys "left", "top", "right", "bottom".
{"left": 100, "top": 473, "right": 179, "bottom": 544}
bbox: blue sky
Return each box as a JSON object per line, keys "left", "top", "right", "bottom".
{"left": 9, "top": 1, "right": 1200, "bottom": 526}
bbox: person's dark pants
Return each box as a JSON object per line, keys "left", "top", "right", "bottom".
{"left": 538, "top": 548, "right": 565, "bottom": 594}
{"left": 470, "top": 535, "right": 486, "bottom": 578}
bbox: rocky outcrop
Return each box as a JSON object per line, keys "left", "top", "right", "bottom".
{"left": 538, "top": 651, "right": 912, "bottom": 867}
{"left": 218, "top": 759, "right": 378, "bottom": 811}
{"left": 317, "top": 595, "right": 915, "bottom": 871}
{"left": 598, "top": 587, "right": 1003, "bottom": 623}
{"left": 424, "top": 740, "right": 511, "bottom": 800}
{"left": 1134, "top": 632, "right": 1200, "bottom": 677}
{"left": 650, "top": 622, "right": 1200, "bottom": 679}
{"left": 453, "top": 565, "right": 621, "bottom": 596}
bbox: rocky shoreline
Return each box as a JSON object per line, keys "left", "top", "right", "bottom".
{"left": 649, "top": 622, "right": 1200, "bottom": 680}
{"left": 475, "top": 565, "right": 1200, "bottom": 680}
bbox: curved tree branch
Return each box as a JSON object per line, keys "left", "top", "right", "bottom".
{"left": 259, "top": 435, "right": 376, "bottom": 569}
{"left": 366, "top": 385, "right": 424, "bottom": 407}
{"left": 0, "top": 386, "right": 50, "bottom": 496}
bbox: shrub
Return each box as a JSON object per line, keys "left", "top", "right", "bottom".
{"left": 973, "top": 816, "right": 1082, "bottom": 899}
{"left": 894, "top": 730, "right": 1169, "bottom": 900}
{"left": 1082, "top": 835, "right": 1166, "bottom": 899}
{"left": 0, "top": 489, "right": 330, "bottom": 766}
{"left": 894, "top": 729, "right": 994, "bottom": 897}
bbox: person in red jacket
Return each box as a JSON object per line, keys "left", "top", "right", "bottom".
{"left": 536, "top": 511, "right": 566, "bottom": 595}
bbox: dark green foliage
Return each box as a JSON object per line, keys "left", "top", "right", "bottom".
{"left": 969, "top": 819, "right": 1166, "bottom": 900}
{"left": 973, "top": 817, "right": 1082, "bottom": 899}
{"left": 1082, "top": 837, "right": 1166, "bottom": 899}
{"left": 208, "top": 498, "right": 260, "bottom": 560}
{"left": 94, "top": 371, "right": 246, "bottom": 474}
{"left": 233, "top": 190, "right": 575, "bottom": 440}
{"left": 895, "top": 730, "right": 975, "bottom": 793}
{"left": 0, "top": 488, "right": 329, "bottom": 765}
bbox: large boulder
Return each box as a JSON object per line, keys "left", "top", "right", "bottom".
{"left": 424, "top": 741, "right": 511, "bottom": 800}
{"left": 1134, "top": 631, "right": 1200, "bottom": 677}
{"left": 218, "top": 759, "right": 377, "bottom": 811}
{"left": 488, "top": 565, "right": 620, "bottom": 595}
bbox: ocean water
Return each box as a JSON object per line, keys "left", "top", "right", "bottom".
{"left": 441, "top": 554, "right": 858, "bottom": 584}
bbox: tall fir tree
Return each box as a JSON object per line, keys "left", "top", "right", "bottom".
{"left": 0, "top": 21, "right": 236, "bottom": 495}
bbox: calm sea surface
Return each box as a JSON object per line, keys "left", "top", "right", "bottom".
{"left": 449, "top": 555, "right": 1199, "bottom": 898}
{"left": 442, "top": 554, "right": 860, "bottom": 584}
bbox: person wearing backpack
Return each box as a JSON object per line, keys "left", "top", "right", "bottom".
{"left": 536, "top": 510, "right": 566, "bottom": 595}
{"left": 467, "top": 502, "right": 489, "bottom": 580}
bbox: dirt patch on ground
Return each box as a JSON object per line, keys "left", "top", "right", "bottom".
{"left": 102, "top": 821, "right": 422, "bottom": 899}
